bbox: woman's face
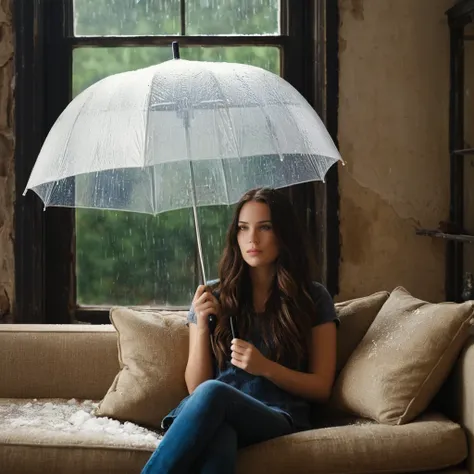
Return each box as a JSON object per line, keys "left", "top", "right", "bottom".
{"left": 237, "top": 201, "right": 279, "bottom": 268}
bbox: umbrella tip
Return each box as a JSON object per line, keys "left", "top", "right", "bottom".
{"left": 172, "top": 41, "right": 180, "bottom": 60}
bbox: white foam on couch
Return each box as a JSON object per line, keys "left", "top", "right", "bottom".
{"left": 0, "top": 398, "right": 162, "bottom": 449}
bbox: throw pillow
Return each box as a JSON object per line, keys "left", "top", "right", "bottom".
{"left": 310, "top": 290, "right": 389, "bottom": 427}
{"left": 330, "top": 286, "right": 474, "bottom": 425}
{"left": 95, "top": 307, "right": 189, "bottom": 429}
{"left": 335, "top": 291, "right": 389, "bottom": 373}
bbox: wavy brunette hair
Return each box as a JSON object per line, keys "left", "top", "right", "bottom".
{"left": 211, "top": 187, "right": 318, "bottom": 370}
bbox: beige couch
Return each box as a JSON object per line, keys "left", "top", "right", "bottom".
{"left": 0, "top": 288, "right": 474, "bottom": 474}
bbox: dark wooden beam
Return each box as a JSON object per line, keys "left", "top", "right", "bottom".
{"left": 43, "top": 0, "right": 75, "bottom": 324}
{"left": 446, "top": 25, "right": 465, "bottom": 302}
{"left": 68, "top": 35, "right": 288, "bottom": 48}
{"left": 13, "top": 0, "right": 46, "bottom": 323}
{"left": 325, "top": 0, "right": 341, "bottom": 297}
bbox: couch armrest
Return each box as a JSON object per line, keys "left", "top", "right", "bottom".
{"left": 440, "top": 335, "right": 474, "bottom": 474}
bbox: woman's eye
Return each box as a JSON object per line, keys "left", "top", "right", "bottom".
{"left": 261, "top": 225, "right": 272, "bottom": 231}
{"left": 238, "top": 226, "right": 247, "bottom": 231}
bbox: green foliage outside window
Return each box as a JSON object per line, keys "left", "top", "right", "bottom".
{"left": 73, "top": 0, "right": 281, "bottom": 307}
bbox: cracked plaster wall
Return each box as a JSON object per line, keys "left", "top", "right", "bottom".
{"left": 337, "top": 0, "right": 453, "bottom": 302}
{"left": 0, "top": 0, "right": 13, "bottom": 322}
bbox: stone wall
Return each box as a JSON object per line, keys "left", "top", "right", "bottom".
{"left": 337, "top": 0, "right": 453, "bottom": 302}
{"left": 0, "top": 0, "right": 14, "bottom": 322}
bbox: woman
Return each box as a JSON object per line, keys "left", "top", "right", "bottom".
{"left": 142, "top": 187, "right": 338, "bottom": 474}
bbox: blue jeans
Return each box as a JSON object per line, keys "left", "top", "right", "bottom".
{"left": 141, "top": 380, "right": 293, "bottom": 474}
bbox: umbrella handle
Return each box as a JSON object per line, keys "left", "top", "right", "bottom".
{"left": 172, "top": 41, "right": 180, "bottom": 59}
{"left": 208, "top": 314, "right": 217, "bottom": 334}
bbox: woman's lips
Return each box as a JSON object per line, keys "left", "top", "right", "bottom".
{"left": 247, "top": 249, "right": 262, "bottom": 255}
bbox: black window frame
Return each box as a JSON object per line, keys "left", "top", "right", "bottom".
{"left": 14, "top": 0, "right": 340, "bottom": 324}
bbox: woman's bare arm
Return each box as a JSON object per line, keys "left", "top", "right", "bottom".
{"left": 184, "top": 323, "right": 214, "bottom": 394}
{"left": 263, "top": 322, "right": 337, "bottom": 401}
{"left": 184, "top": 286, "right": 220, "bottom": 394}
{"left": 231, "top": 322, "right": 337, "bottom": 402}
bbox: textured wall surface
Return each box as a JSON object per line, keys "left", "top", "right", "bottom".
{"left": 0, "top": 0, "right": 14, "bottom": 322}
{"left": 337, "top": 0, "right": 453, "bottom": 302}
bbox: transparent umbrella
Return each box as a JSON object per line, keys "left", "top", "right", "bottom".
{"left": 24, "top": 42, "right": 342, "bottom": 297}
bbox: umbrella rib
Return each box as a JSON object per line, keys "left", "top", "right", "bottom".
{"left": 285, "top": 103, "right": 339, "bottom": 180}
{"left": 144, "top": 74, "right": 157, "bottom": 214}
{"left": 283, "top": 102, "right": 323, "bottom": 179}
{"left": 262, "top": 74, "right": 341, "bottom": 178}
{"left": 43, "top": 91, "right": 93, "bottom": 207}
{"left": 233, "top": 69, "right": 284, "bottom": 167}
{"left": 205, "top": 69, "right": 240, "bottom": 206}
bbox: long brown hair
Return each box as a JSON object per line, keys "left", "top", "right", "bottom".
{"left": 211, "top": 187, "right": 317, "bottom": 370}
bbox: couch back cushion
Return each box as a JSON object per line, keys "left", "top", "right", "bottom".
{"left": 0, "top": 292, "right": 388, "bottom": 403}
{"left": 0, "top": 324, "right": 120, "bottom": 399}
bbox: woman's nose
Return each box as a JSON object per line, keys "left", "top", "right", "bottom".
{"left": 249, "top": 229, "right": 259, "bottom": 243}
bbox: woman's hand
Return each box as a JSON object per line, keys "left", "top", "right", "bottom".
{"left": 192, "top": 285, "right": 221, "bottom": 332}
{"left": 230, "top": 339, "right": 271, "bottom": 376}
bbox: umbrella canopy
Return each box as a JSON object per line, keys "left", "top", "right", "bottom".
{"left": 24, "top": 57, "right": 342, "bottom": 215}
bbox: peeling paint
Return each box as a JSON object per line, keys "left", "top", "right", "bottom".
{"left": 337, "top": 0, "right": 452, "bottom": 303}
{"left": 350, "top": 0, "right": 365, "bottom": 21}
{"left": 0, "top": 286, "right": 10, "bottom": 322}
{"left": 338, "top": 173, "right": 445, "bottom": 303}
{"left": 339, "top": 36, "right": 348, "bottom": 54}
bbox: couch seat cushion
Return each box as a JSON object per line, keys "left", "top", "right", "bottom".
{"left": 237, "top": 412, "right": 467, "bottom": 474}
{"left": 0, "top": 399, "right": 466, "bottom": 474}
{"left": 0, "top": 398, "right": 161, "bottom": 474}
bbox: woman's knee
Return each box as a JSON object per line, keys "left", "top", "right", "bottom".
{"left": 192, "top": 380, "right": 231, "bottom": 404}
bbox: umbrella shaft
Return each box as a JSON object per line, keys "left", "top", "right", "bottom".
{"left": 186, "top": 124, "right": 207, "bottom": 285}
{"left": 191, "top": 198, "right": 207, "bottom": 285}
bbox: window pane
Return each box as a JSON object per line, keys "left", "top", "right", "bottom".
{"left": 73, "top": 0, "right": 180, "bottom": 36}
{"left": 73, "top": 0, "right": 280, "bottom": 37}
{"left": 186, "top": 0, "right": 280, "bottom": 35}
{"left": 72, "top": 46, "right": 280, "bottom": 96}
{"left": 73, "top": 46, "right": 280, "bottom": 306}
{"left": 72, "top": 47, "right": 169, "bottom": 96}
{"left": 182, "top": 46, "right": 280, "bottom": 74}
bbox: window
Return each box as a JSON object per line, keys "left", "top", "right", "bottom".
{"left": 14, "top": 0, "right": 339, "bottom": 323}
